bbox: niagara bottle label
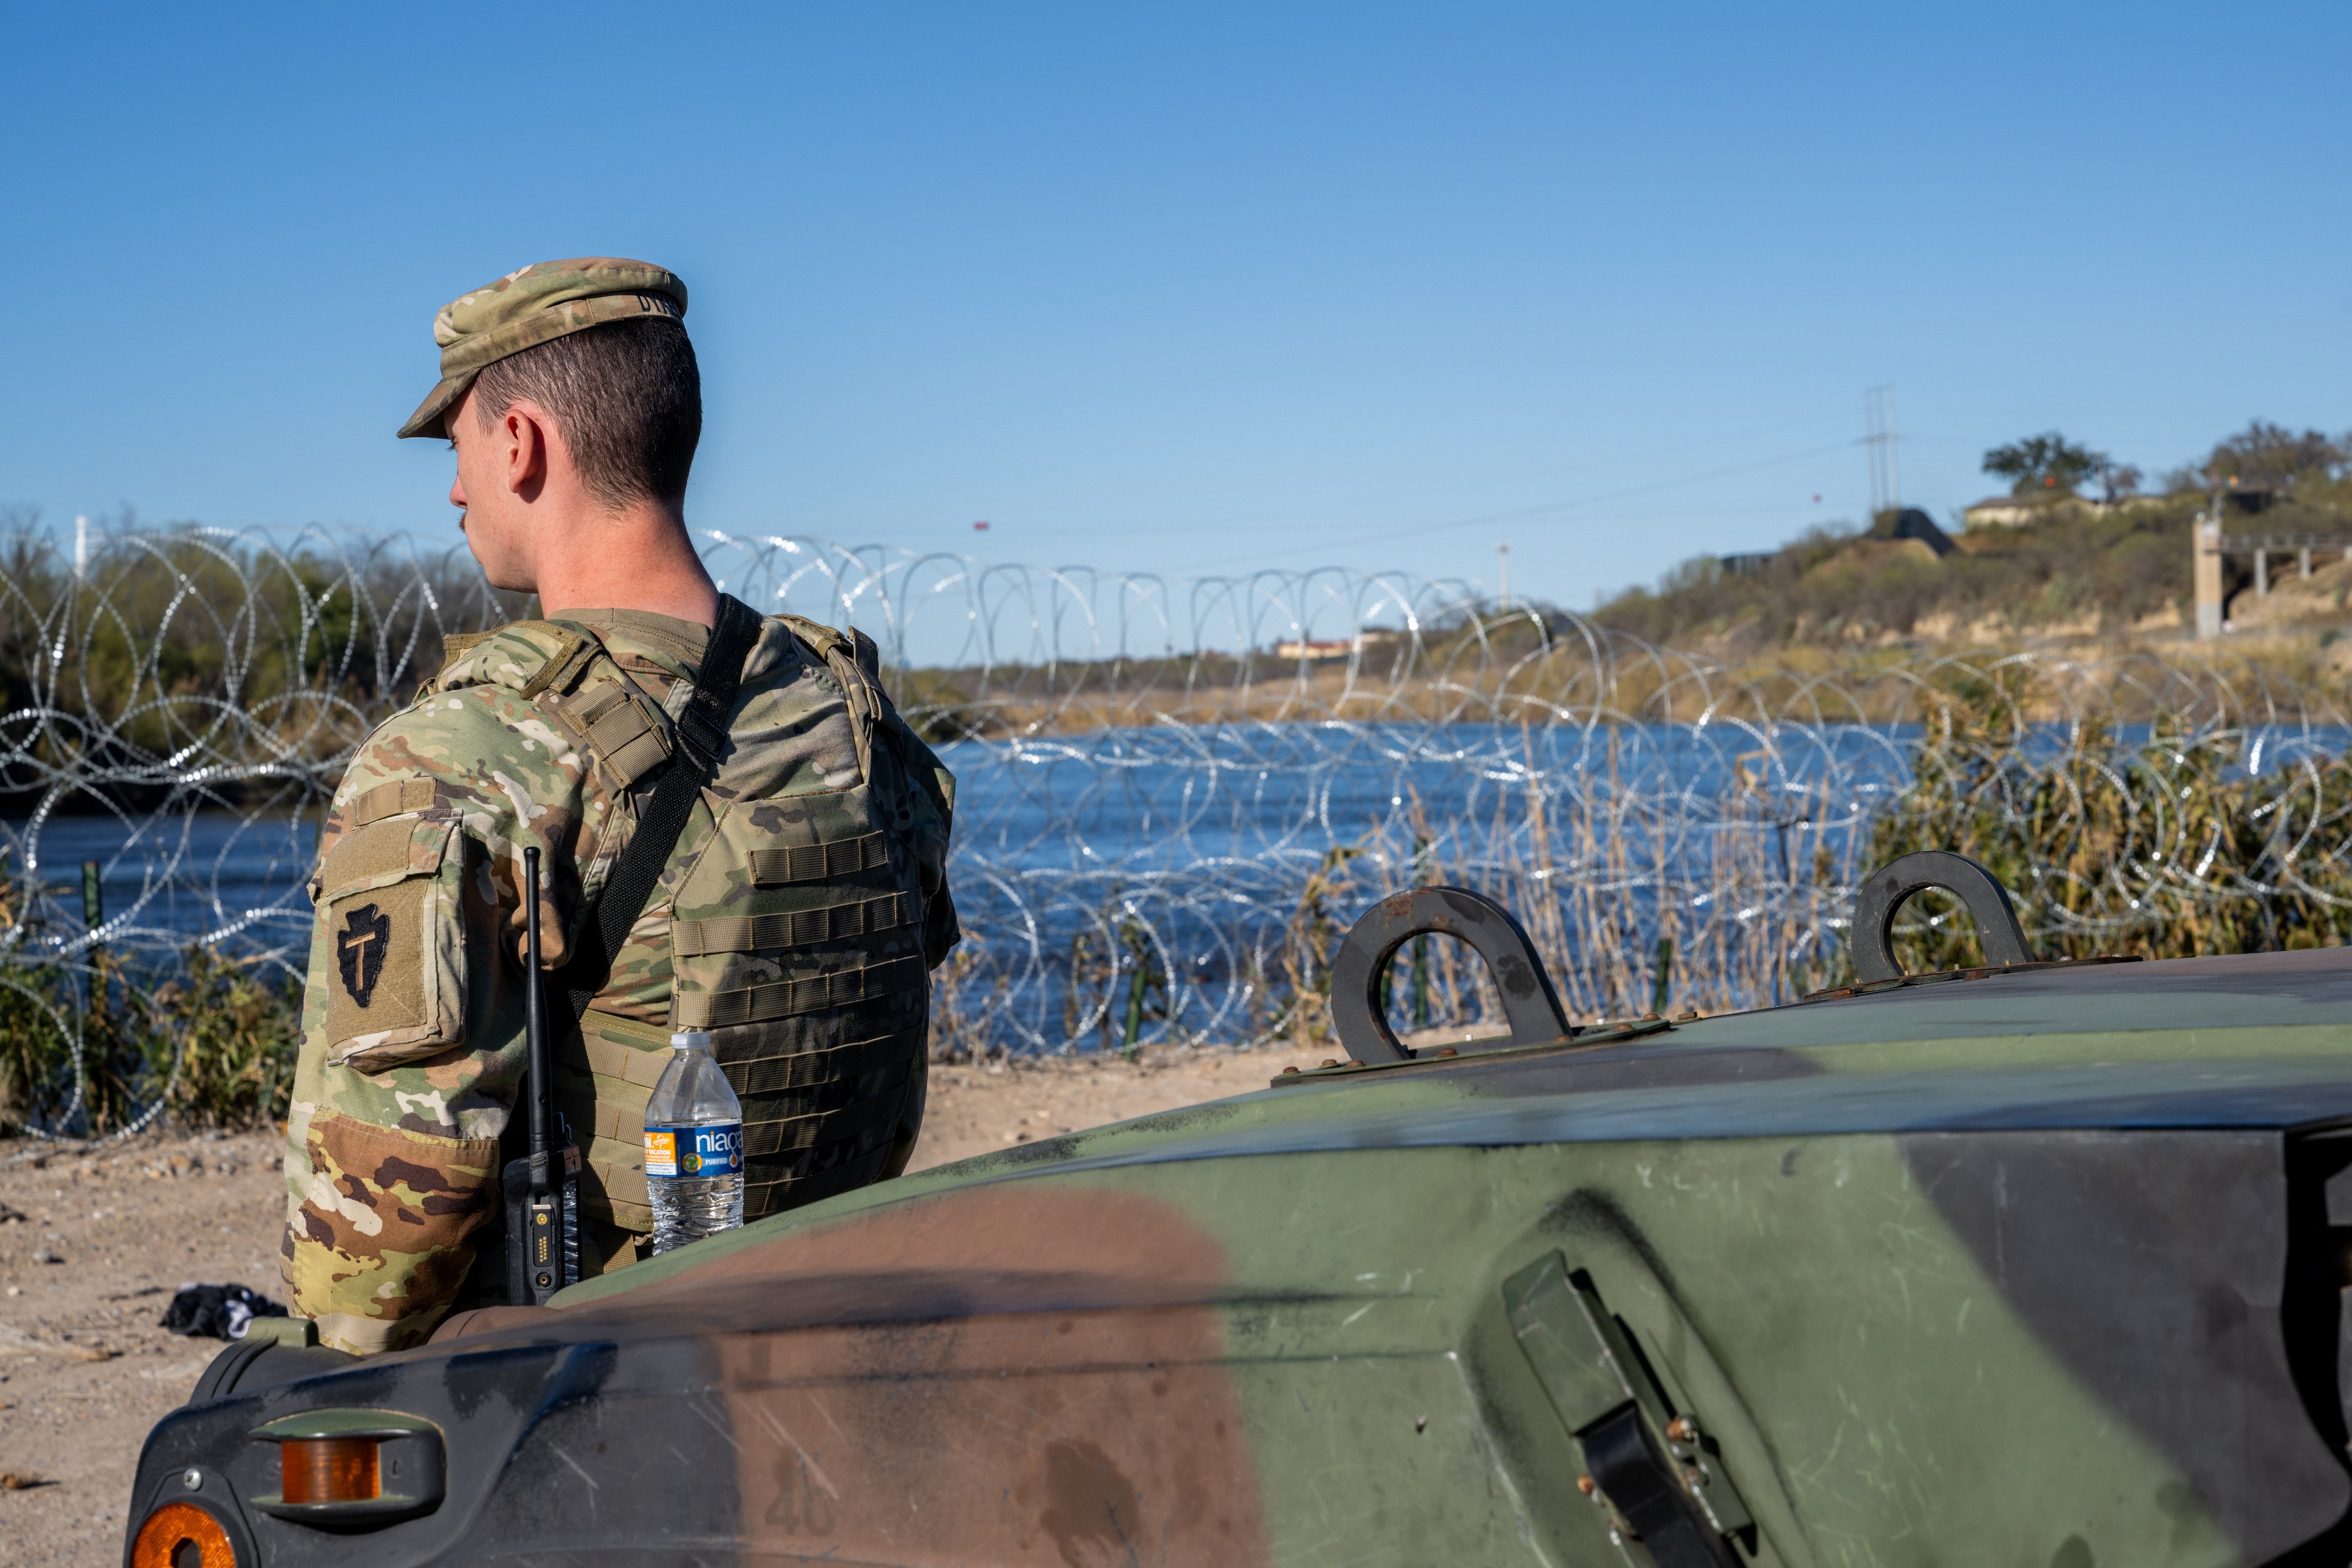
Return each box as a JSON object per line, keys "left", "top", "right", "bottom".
{"left": 644, "top": 1123, "right": 743, "bottom": 1178}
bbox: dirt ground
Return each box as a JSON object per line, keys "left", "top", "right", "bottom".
{"left": 0, "top": 1037, "right": 1325, "bottom": 1566}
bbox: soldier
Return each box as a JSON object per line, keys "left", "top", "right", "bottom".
{"left": 280, "top": 258, "right": 959, "bottom": 1354}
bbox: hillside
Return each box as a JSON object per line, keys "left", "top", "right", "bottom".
{"left": 1593, "top": 447, "right": 2352, "bottom": 658}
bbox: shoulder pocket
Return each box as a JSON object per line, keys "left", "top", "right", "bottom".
{"left": 315, "top": 813, "right": 470, "bottom": 1072}
{"left": 544, "top": 675, "right": 673, "bottom": 792}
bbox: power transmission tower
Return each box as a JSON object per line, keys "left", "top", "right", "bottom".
{"left": 1498, "top": 541, "right": 1511, "bottom": 610}
{"left": 1864, "top": 385, "right": 1901, "bottom": 519}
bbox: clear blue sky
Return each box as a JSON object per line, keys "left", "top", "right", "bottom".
{"left": 6, "top": 2, "right": 2348, "bottom": 610}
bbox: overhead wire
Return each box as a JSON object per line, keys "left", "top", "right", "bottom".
{"left": 1187, "top": 436, "right": 1865, "bottom": 571}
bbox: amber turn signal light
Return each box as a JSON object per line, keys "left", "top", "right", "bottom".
{"left": 280, "top": 1436, "right": 381, "bottom": 1504}
{"left": 131, "top": 1501, "right": 237, "bottom": 1568}
{"left": 250, "top": 1407, "right": 444, "bottom": 1523}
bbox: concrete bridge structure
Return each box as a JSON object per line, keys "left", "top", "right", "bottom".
{"left": 2193, "top": 520, "right": 2352, "bottom": 637}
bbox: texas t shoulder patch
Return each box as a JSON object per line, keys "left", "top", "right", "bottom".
{"left": 338, "top": 903, "right": 392, "bottom": 1007}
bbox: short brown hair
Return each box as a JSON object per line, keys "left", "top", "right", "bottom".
{"left": 471, "top": 317, "right": 702, "bottom": 509}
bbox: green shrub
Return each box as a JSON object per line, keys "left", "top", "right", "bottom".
{"left": 1866, "top": 666, "right": 2352, "bottom": 971}
{"left": 0, "top": 946, "right": 301, "bottom": 1136}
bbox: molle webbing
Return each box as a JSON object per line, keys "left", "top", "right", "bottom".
{"left": 553, "top": 679, "right": 671, "bottom": 789}
{"left": 572, "top": 1161, "right": 882, "bottom": 1231}
{"left": 575, "top": 1024, "right": 918, "bottom": 1109}
{"left": 578, "top": 1086, "right": 907, "bottom": 1209}
{"left": 568, "top": 1003, "right": 930, "bottom": 1224}
{"left": 748, "top": 1130, "right": 898, "bottom": 1189}
{"left": 741, "top": 1077, "right": 910, "bottom": 1156}
{"left": 744, "top": 1152, "right": 894, "bottom": 1214}
{"left": 750, "top": 833, "right": 890, "bottom": 886}
{"left": 517, "top": 625, "right": 600, "bottom": 699}
{"left": 674, "top": 955, "right": 926, "bottom": 1029}
{"left": 345, "top": 779, "right": 439, "bottom": 827}
{"left": 671, "top": 891, "right": 916, "bottom": 956}
{"left": 575, "top": 1015, "right": 679, "bottom": 1090}
{"left": 587, "top": 1149, "right": 893, "bottom": 1223}
{"left": 729, "top": 1029, "right": 919, "bottom": 1099}
{"left": 570, "top": 1060, "right": 909, "bottom": 1167}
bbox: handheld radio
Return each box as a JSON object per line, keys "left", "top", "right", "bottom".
{"left": 503, "top": 846, "right": 579, "bottom": 1304}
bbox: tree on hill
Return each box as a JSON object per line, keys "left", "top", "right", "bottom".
{"left": 2203, "top": 420, "right": 2344, "bottom": 492}
{"left": 1983, "top": 432, "right": 2103, "bottom": 497}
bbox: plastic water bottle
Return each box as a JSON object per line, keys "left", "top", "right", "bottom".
{"left": 643, "top": 1030, "right": 745, "bottom": 1253}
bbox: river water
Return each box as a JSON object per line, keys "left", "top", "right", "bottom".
{"left": 8, "top": 718, "right": 2343, "bottom": 1048}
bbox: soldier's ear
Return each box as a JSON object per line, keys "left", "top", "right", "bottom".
{"left": 496, "top": 400, "right": 555, "bottom": 500}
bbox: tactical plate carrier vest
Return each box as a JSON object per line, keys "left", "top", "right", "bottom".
{"left": 433, "top": 610, "right": 957, "bottom": 1247}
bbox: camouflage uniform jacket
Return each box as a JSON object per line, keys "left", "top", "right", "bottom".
{"left": 280, "top": 607, "right": 957, "bottom": 1355}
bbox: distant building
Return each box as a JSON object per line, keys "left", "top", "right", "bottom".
{"left": 1964, "top": 493, "right": 2165, "bottom": 529}
{"left": 1717, "top": 550, "right": 1778, "bottom": 578}
{"left": 1963, "top": 495, "right": 2047, "bottom": 529}
{"left": 1872, "top": 507, "right": 1956, "bottom": 557}
{"left": 1273, "top": 630, "right": 1399, "bottom": 662}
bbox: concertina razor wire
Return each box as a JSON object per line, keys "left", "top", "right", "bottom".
{"left": 3, "top": 523, "right": 2351, "bottom": 1136}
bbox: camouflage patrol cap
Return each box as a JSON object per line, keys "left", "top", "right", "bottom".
{"left": 397, "top": 257, "right": 689, "bottom": 440}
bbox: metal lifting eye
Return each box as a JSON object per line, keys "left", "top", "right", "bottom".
{"left": 1847, "top": 850, "right": 2033, "bottom": 981}
{"left": 1328, "top": 887, "right": 1574, "bottom": 1065}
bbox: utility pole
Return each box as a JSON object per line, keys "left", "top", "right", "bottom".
{"left": 1864, "top": 386, "right": 1900, "bottom": 520}
{"left": 1497, "top": 542, "right": 1511, "bottom": 611}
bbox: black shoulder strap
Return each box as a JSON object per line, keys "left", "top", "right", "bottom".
{"left": 559, "top": 593, "right": 766, "bottom": 1025}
